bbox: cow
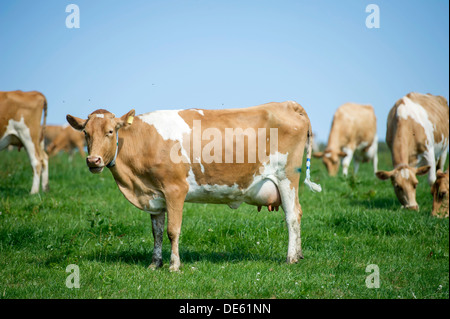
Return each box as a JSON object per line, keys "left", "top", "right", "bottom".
{"left": 376, "top": 92, "right": 449, "bottom": 211}
{"left": 431, "top": 170, "right": 449, "bottom": 218}
{"left": 44, "top": 125, "right": 65, "bottom": 149}
{"left": 313, "top": 103, "right": 378, "bottom": 176}
{"left": 47, "top": 125, "right": 86, "bottom": 159}
{"left": 67, "top": 101, "right": 321, "bottom": 271}
{"left": 0, "top": 90, "right": 49, "bottom": 194}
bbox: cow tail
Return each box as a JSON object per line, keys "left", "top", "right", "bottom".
{"left": 304, "top": 122, "right": 322, "bottom": 192}
{"left": 40, "top": 96, "right": 47, "bottom": 145}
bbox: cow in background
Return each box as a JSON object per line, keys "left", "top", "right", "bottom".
{"left": 313, "top": 103, "right": 378, "bottom": 176}
{"left": 376, "top": 93, "right": 449, "bottom": 211}
{"left": 431, "top": 170, "right": 449, "bottom": 218}
{"left": 0, "top": 90, "right": 49, "bottom": 193}
{"left": 47, "top": 125, "right": 86, "bottom": 160}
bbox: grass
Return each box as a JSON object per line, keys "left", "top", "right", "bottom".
{"left": 0, "top": 147, "right": 448, "bottom": 299}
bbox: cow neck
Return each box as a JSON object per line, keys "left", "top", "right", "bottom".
{"left": 326, "top": 120, "right": 345, "bottom": 152}
{"left": 106, "top": 119, "right": 140, "bottom": 185}
{"left": 391, "top": 124, "right": 412, "bottom": 167}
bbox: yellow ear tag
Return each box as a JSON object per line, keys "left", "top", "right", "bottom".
{"left": 127, "top": 116, "right": 134, "bottom": 124}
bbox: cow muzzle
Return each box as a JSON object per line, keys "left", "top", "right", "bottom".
{"left": 86, "top": 156, "right": 104, "bottom": 174}
{"left": 402, "top": 204, "right": 419, "bottom": 211}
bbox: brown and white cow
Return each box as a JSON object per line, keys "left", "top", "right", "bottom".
{"left": 376, "top": 93, "right": 449, "bottom": 210}
{"left": 313, "top": 103, "right": 378, "bottom": 176}
{"left": 47, "top": 125, "right": 86, "bottom": 159}
{"left": 431, "top": 170, "right": 449, "bottom": 218}
{"left": 44, "top": 125, "right": 64, "bottom": 148}
{"left": 67, "top": 101, "right": 321, "bottom": 271}
{"left": 0, "top": 90, "right": 49, "bottom": 194}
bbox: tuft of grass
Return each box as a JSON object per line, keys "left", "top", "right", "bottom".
{"left": 0, "top": 149, "right": 448, "bottom": 299}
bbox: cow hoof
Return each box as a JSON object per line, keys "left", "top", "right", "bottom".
{"left": 286, "top": 257, "right": 299, "bottom": 264}
{"left": 148, "top": 262, "right": 162, "bottom": 270}
{"left": 169, "top": 265, "right": 181, "bottom": 272}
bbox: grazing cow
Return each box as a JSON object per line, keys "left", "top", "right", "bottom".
{"left": 44, "top": 125, "right": 64, "bottom": 149}
{"left": 376, "top": 93, "right": 449, "bottom": 210}
{"left": 431, "top": 170, "right": 449, "bottom": 218}
{"left": 313, "top": 103, "right": 378, "bottom": 176}
{"left": 67, "top": 101, "right": 321, "bottom": 271}
{"left": 0, "top": 90, "right": 49, "bottom": 193}
{"left": 47, "top": 125, "right": 86, "bottom": 159}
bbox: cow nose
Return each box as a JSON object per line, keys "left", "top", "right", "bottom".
{"left": 86, "top": 156, "right": 102, "bottom": 167}
{"left": 403, "top": 204, "right": 419, "bottom": 211}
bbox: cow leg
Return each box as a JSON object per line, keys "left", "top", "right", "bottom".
{"left": 15, "top": 129, "right": 41, "bottom": 194}
{"left": 149, "top": 211, "right": 165, "bottom": 269}
{"left": 437, "top": 148, "right": 448, "bottom": 172}
{"left": 279, "top": 178, "right": 303, "bottom": 263}
{"left": 341, "top": 148, "right": 354, "bottom": 177}
{"left": 425, "top": 149, "right": 437, "bottom": 186}
{"left": 353, "top": 160, "right": 360, "bottom": 175}
{"left": 40, "top": 149, "right": 49, "bottom": 192}
{"left": 165, "top": 186, "right": 188, "bottom": 272}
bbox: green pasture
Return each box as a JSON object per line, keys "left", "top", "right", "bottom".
{"left": 0, "top": 146, "right": 448, "bottom": 299}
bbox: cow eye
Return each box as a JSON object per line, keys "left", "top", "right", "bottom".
{"left": 108, "top": 130, "right": 113, "bottom": 135}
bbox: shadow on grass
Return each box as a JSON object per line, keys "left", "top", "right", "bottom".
{"left": 351, "top": 196, "right": 400, "bottom": 210}
{"left": 81, "top": 246, "right": 284, "bottom": 268}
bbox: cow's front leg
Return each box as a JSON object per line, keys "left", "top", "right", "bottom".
{"left": 149, "top": 211, "right": 165, "bottom": 270}
{"left": 341, "top": 148, "right": 354, "bottom": 177}
{"left": 165, "top": 185, "right": 188, "bottom": 272}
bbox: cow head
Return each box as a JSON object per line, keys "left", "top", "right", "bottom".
{"left": 376, "top": 165, "right": 430, "bottom": 210}
{"left": 431, "top": 170, "right": 449, "bottom": 218}
{"left": 66, "top": 109, "right": 135, "bottom": 174}
{"left": 313, "top": 149, "right": 347, "bottom": 176}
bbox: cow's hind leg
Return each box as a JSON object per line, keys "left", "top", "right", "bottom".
{"left": 16, "top": 130, "right": 42, "bottom": 194}
{"left": 279, "top": 178, "right": 303, "bottom": 263}
{"left": 149, "top": 211, "right": 165, "bottom": 269}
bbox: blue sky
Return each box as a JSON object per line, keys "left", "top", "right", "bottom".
{"left": 0, "top": 0, "right": 448, "bottom": 142}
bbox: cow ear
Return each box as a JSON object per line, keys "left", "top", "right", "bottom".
{"left": 416, "top": 165, "right": 431, "bottom": 176}
{"left": 66, "top": 115, "right": 86, "bottom": 131}
{"left": 436, "top": 169, "right": 446, "bottom": 179}
{"left": 338, "top": 151, "right": 347, "bottom": 158}
{"left": 313, "top": 152, "right": 324, "bottom": 158}
{"left": 116, "top": 109, "right": 136, "bottom": 129}
{"left": 376, "top": 170, "right": 394, "bottom": 180}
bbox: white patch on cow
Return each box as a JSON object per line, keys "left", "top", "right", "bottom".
{"left": 341, "top": 147, "right": 354, "bottom": 176}
{"left": 95, "top": 114, "right": 104, "bottom": 118}
{"left": 185, "top": 152, "right": 289, "bottom": 209}
{"left": 139, "top": 110, "right": 191, "bottom": 141}
{"left": 0, "top": 117, "right": 40, "bottom": 193}
{"left": 397, "top": 97, "right": 435, "bottom": 150}
{"left": 325, "top": 152, "right": 332, "bottom": 158}
{"left": 435, "top": 134, "right": 449, "bottom": 160}
{"left": 193, "top": 109, "right": 204, "bottom": 116}
{"left": 400, "top": 168, "right": 410, "bottom": 180}
{"left": 195, "top": 157, "right": 205, "bottom": 173}
{"left": 365, "top": 134, "right": 378, "bottom": 159}
{"left": 147, "top": 195, "right": 166, "bottom": 213}
{"left": 139, "top": 110, "right": 192, "bottom": 163}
